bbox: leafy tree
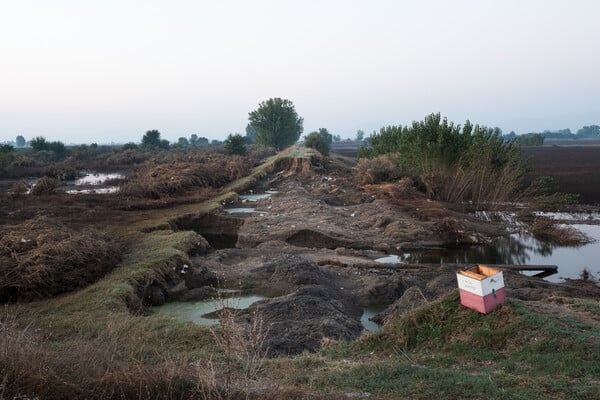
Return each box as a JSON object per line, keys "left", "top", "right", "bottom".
{"left": 30, "top": 136, "right": 48, "bottom": 152}
{"left": 248, "top": 98, "right": 303, "bottom": 149}
{"left": 141, "top": 130, "right": 169, "bottom": 149}
{"left": 355, "top": 130, "right": 365, "bottom": 141}
{"left": 245, "top": 123, "right": 257, "bottom": 144}
{"left": 16, "top": 135, "right": 26, "bottom": 147}
{"left": 177, "top": 137, "right": 190, "bottom": 147}
{"left": 332, "top": 134, "right": 341, "bottom": 142}
{"left": 304, "top": 131, "right": 330, "bottom": 156}
{"left": 317, "top": 128, "right": 333, "bottom": 145}
{"left": 211, "top": 139, "right": 222, "bottom": 145}
{"left": 224, "top": 134, "right": 247, "bottom": 155}
{"left": 190, "top": 134, "right": 209, "bottom": 146}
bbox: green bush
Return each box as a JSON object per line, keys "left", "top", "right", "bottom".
{"left": 358, "top": 113, "right": 527, "bottom": 207}
{"left": 304, "top": 131, "right": 330, "bottom": 156}
{"left": 224, "top": 134, "right": 247, "bottom": 155}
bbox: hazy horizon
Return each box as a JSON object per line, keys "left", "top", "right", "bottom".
{"left": 1, "top": 1, "right": 599, "bottom": 144}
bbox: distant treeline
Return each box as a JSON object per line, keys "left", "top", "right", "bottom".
{"left": 504, "top": 125, "right": 600, "bottom": 146}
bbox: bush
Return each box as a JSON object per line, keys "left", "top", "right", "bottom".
{"left": 358, "top": 113, "right": 527, "bottom": 207}
{"left": 304, "top": 131, "right": 331, "bottom": 156}
{"left": 355, "top": 154, "right": 400, "bottom": 184}
{"left": 30, "top": 176, "right": 60, "bottom": 195}
{"left": 224, "top": 134, "right": 247, "bottom": 155}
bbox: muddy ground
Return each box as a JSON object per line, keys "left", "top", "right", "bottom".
{"left": 146, "top": 155, "right": 600, "bottom": 356}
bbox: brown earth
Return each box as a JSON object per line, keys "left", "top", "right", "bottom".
{"left": 2, "top": 148, "right": 599, "bottom": 356}
{"left": 523, "top": 145, "right": 600, "bottom": 204}
{"left": 143, "top": 153, "right": 600, "bottom": 355}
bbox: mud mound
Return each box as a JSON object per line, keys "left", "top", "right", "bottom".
{"left": 0, "top": 217, "right": 121, "bottom": 302}
{"left": 253, "top": 254, "right": 330, "bottom": 286}
{"left": 248, "top": 286, "right": 362, "bottom": 356}
{"left": 285, "top": 229, "right": 350, "bottom": 249}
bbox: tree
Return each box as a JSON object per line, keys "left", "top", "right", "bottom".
{"left": 304, "top": 131, "right": 330, "bottom": 156}
{"left": 177, "top": 137, "right": 190, "bottom": 147}
{"left": 248, "top": 98, "right": 303, "bottom": 150}
{"left": 317, "top": 128, "right": 333, "bottom": 145}
{"left": 16, "top": 135, "right": 26, "bottom": 147}
{"left": 30, "top": 136, "right": 48, "bottom": 152}
{"left": 355, "top": 130, "right": 365, "bottom": 141}
{"left": 332, "top": 134, "right": 341, "bottom": 142}
{"left": 224, "top": 134, "right": 247, "bottom": 155}
{"left": 245, "top": 123, "right": 257, "bottom": 144}
{"left": 141, "top": 130, "right": 169, "bottom": 149}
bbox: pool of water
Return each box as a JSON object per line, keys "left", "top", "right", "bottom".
{"left": 375, "top": 224, "right": 600, "bottom": 282}
{"left": 74, "top": 172, "right": 124, "bottom": 185}
{"left": 153, "top": 295, "right": 266, "bottom": 326}
{"left": 223, "top": 207, "right": 268, "bottom": 215}
{"left": 360, "top": 308, "right": 384, "bottom": 332}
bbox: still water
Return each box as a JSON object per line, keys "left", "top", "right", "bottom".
{"left": 153, "top": 295, "right": 266, "bottom": 326}
{"left": 375, "top": 224, "right": 600, "bottom": 282}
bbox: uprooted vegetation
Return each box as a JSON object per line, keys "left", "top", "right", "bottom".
{"left": 0, "top": 216, "right": 121, "bottom": 302}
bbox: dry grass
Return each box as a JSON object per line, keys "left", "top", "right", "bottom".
{"left": 0, "top": 216, "right": 121, "bottom": 301}
{"left": 30, "top": 176, "right": 60, "bottom": 195}
{"left": 355, "top": 154, "right": 400, "bottom": 184}
{"left": 530, "top": 217, "right": 591, "bottom": 246}
{"left": 120, "top": 155, "right": 251, "bottom": 200}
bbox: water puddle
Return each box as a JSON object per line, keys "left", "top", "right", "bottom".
{"left": 74, "top": 172, "right": 124, "bottom": 185}
{"left": 153, "top": 295, "right": 266, "bottom": 326}
{"left": 361, "top": 307, "right": 384, "bottom": 332}
{"left": 374, "top": 224, "right": 600, "bottom": 282}
{"left": 223, "top": 207, "right": 267, "bottom": 215}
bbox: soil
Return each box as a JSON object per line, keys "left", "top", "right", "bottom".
{"left": 3, "top": 149, "right": 599, "bottom": 356}
{"left": 148, "top": 154, "right": 600, "bottom": 355}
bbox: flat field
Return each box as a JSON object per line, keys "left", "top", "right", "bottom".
{"left": 523, "top": 144, "right": 600, "bottom": 204}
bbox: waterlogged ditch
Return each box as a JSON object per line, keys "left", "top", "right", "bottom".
{"left": 153, "top": 295, "right": 266, "bottom": 326}
{"left": 375, "top": 221, "right": 600, "bottom": 282}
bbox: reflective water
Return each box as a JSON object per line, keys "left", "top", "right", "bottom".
{"left": 375, "top": 225, "right": 600, "bottom": 282}
{"left": 223, "top": 207, "right": 267, "bottom": 214}
{"left": 361, "top": 307, "right": 384, "bottom": 332}
{"left": 75, "top": 172, "right": 124, "bottom": 185}
{"left": 153, "top": 295, "right": 266, "bottom": 326}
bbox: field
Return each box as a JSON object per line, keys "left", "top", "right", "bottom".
{"left": 523, "top": 144, "right": 600, "bottom": 204}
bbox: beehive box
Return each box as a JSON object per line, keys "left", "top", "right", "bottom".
{"left": 456, "top": 265, "right": 505, "bottom": 314}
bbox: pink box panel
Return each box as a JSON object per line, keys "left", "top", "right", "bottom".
{"left": 459, "top": 287, "right": 506, "bottom": 314}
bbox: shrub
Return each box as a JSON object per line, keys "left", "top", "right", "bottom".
{"left": 358, "top": 113, "right": 528, "bottom": 207}
{"left": 355, "top": 154, "right": 400, "bottom": 184}
{"left": 30, "top": 176, "right": 60, "bottom": 195}
{"left": 224, "top": 134, "right": 247, "bottom": 155}
{"left": 304, "top": 131, "right": 331, "bottom": 156}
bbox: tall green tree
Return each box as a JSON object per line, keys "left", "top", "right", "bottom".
{"left": 248, "top": 98, "right": 303, "bottom": 149}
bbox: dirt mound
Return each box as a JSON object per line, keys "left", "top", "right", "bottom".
{"left": 247, "top": 285, "right": 362, "bottom": 356}
{"left": 0, "top": 217, "right": 121, "bottom": 302}
{"left": 372, "top": 286, "right": 429, "bottom": 324}
{"left": 253, "top": 254, "right": 329, "bottom": 286}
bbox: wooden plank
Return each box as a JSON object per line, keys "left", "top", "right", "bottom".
{"left": 459, "top": 270, "right": 486, "bottom": 280}
{"left": 482, "top": 264, "right": 558, "bottom": 272}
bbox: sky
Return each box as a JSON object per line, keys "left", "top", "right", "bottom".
{"left": 1, "top": 0, "right": 599, "bottom": 144}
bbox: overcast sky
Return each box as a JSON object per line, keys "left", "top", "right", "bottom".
{"left": 1, "top": 1, "right": 599, "bottom": 144}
